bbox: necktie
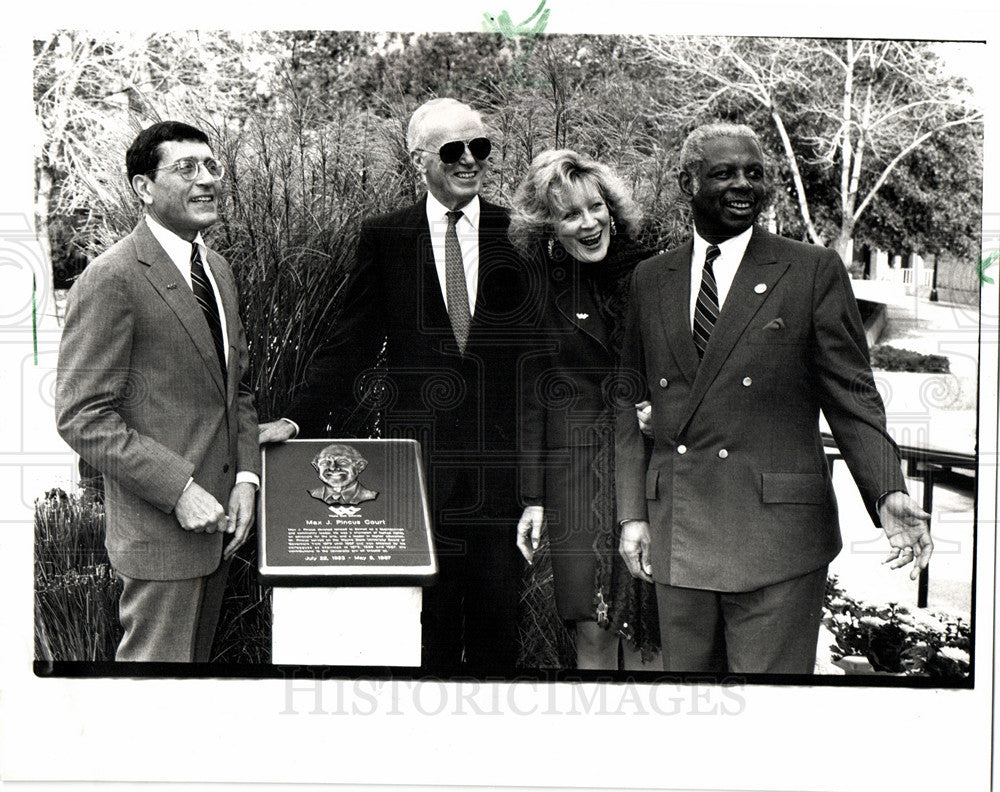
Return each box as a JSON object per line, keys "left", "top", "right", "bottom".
{"left": 693, "top": 244, "right": 722, "bottom": 359}
{"left": 445, "top": 210, "right": 471, "bottom": 354}
{"left": 190, "top": 243, "right": 227, "bottom": 382}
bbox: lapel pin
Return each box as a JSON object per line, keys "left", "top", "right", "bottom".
{"left": 166, "top": 283, "right": 178, "bottom": 290}
{"left": 576, "top": 312, "right": 589, "bottom": 320}
{"left": 754, "top": 283, "right": 767, "bottom": 294}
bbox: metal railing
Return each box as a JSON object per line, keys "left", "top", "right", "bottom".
{"left": 822, "top": 433, "right": 976, "bottom": 608}
{"left": 876, "top": 267, "right": 935, "bottom": 291}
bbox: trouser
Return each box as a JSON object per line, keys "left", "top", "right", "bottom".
{"left": 655, "top": 565, "right": 828, "bottom": 674}
{"left": 115, "top": 558, "right": 231, "bottom": 663}
{"left": 419, "top": 465, "right": 524, "bottom": 675}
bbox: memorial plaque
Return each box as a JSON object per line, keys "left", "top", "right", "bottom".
{"left": 258, "top": 439, "right": 436, "bottom": 585}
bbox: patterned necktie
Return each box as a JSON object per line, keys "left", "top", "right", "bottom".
{"left": 445, "top": 210, "right": 471, "bottom": 354}
{"left": 190, "top": 243, "right": 227, "bottom": 382}
{"left": 693, "top": 244, "right": 722, "bottom": 359}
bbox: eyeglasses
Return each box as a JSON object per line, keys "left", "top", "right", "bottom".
{"left": 416, "top": 137, "right": 492, "bottom": 164}
{"left": 148, "top": 157, "right": 225, "bottom": 181}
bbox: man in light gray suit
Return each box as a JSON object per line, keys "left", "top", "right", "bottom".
{"left": 56, "top": 121, "right": 261, "bottom": 662}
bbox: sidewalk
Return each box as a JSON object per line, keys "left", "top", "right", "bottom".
{"left": 815, "top": 295, "right": 979, "bottom": 674}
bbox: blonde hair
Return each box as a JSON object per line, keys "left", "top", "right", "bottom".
{"left": 508, "top": 149, "right": 641, "bottom": 258}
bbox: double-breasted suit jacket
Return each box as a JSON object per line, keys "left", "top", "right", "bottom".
{"left": 56, "top": 219, "right": 261, "bottom": 580}
{"left": 288, "top": 195, "right": 536, "bottom": 517}
{"left": 615, "top": 226, "right": 905, "bottom": 593}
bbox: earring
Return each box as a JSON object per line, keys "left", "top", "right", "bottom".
{"left": 610, "top": 216, "right": 617, "bottom": 236}
{"left": 547, "top": 238, "right": 555, "bottom": 258}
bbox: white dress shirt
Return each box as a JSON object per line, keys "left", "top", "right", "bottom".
{"left": 144, "top": 214, "right": 229, "bottom": 366}
{"left": 282, "top": 193, "right": 484, "bottom": 442}
{"left": 425, "top": 191, "right": 480, "bottom": 316}
{"left": 145, "top": 215, "right": 259, "bottom": 490}
{"left": 689, "top": 225, "right": 754, "bottom": 331}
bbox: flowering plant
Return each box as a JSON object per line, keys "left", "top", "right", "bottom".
{"left": 823, "top": 576, "right": 970, "bottom": 678}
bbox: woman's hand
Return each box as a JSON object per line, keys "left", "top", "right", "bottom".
{"left": 516, "top": 506, "right": 544, "bottom": 564}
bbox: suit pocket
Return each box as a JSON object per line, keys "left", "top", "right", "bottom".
{"left": 761, "top": 472, "right": 827, "bottom": 504}
{"left": 747, "top": 326, "right": 805, "bottom": 345}
{"left": 645, "top": 468, "right": 660, "bottom": 500}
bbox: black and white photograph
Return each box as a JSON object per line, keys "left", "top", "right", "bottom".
{"left": 1, "top": 1, "right": 997, "bottom": 790}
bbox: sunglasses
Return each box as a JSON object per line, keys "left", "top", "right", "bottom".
{"left": 148, "top": 157, "right": 225, "bottom": 182}
{"left": 417, "top": 137, "right": 492, "bottom": 164}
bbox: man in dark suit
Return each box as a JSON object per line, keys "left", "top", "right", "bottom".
{"left": 615, "top": 122, "right": 932, "bottom": 674}
{"left": 56, "top": 121, "right": 261, "bottom": 662}
{"left": 259, "top": 98, "right": 533, "bottom": 673}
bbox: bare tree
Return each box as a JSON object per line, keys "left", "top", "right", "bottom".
{"left": 34, "top": 31, "right": 282, "bottom": 275}
{"left": 636, "top": 36, "right": 983, "bottom": 261}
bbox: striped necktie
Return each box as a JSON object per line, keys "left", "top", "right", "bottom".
{"left": 190, "top": 243, "right": 227, "bottom": 382}
{"left": 445, "top": 210, "right": 471, "bottom": 354}
{"left": 693, "top": 244, "right": 722, "bottom": 359}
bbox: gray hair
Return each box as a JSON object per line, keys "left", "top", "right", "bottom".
{"left": 508, "top": 149, "right": 642, "bottom": 258}
{"left": 406, "top": 98, "right": 484, "bottom": 153}
{"left": 679, "top": 123, "right": 763, "bottom": 178}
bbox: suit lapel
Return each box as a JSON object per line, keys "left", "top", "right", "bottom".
{"left": 679, "top": 227, "right": 790, "bottom": 432}
{"left": 552, "top": 279, "right": 610, "bottom": 352}
{"left": 133, "top": 221, "right": 227, "bottom": 398}
{"left": 409, "top": 198, "right": 450, "bottom": 330}
{"left": 471, "top": 199, "right": 505, "bottom": 328}
{"left": 206, "top": 250, "right": 238, "bottom": 405}
{"left": 656, "top": 241, "right": 701, "bottom": 384}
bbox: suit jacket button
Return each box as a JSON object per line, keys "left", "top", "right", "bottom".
{"left": 718, "top": 449, "right": 728, "bottom": 459}
{"left": 742, "top": 377, "right": 752, "bottom": 387}
{"left": 677, "top": 445, "right": 687, "bottom": 454}
{"left": 223, "top": 463, "right": 230, "bottom": 473}
{"left": 659, "top": 377, "right": 669, "bottom": 388}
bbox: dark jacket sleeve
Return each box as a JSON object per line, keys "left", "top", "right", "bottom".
{"left": 809, "top": 248, "right": 906, "bottom": 525}
{"left": 614, "top": 268, "right": 652, "bottom": 524}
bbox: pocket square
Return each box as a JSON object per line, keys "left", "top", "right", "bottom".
{"left": 762, "top": 318, "right": 785, "bottom": 330}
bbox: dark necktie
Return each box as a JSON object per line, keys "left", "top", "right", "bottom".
{"left": 445, "top": 210, "right": 471, "bottom": 354}
{"left": 693, "top": 244, "right": 722, "bottom": 359}
{"left": 190, "top": 243, "right": 227, "bottom": 382}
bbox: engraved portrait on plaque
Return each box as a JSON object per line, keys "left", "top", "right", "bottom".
{"left": 308, "top": 443, "right": 379, "bottom": 506}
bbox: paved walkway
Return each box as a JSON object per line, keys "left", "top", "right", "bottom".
{"left": 815, "top": 293, "right": 981, "bottom": 673}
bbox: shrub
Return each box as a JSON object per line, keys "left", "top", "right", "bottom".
{"left": 33, "top": 488, "right": 271, "bottom": 664}
{"left": 823, "top": 576, "right": 970, "bottom": 678}
{"left": 34, "top": 489, "right": 122, "bottom": 662}
{"left": 870, "top": 344, "right": 950, "bottom": 373}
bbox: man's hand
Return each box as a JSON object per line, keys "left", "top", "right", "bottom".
{"left": 878, "top": 491, "right": 932, "bottom": 580}
{"left": 258, "top": 420, "right": 295, "bottom": 444}
{"left": 223, "top": 481, "right": 258, "bottom": 561}
{"left": 636, "top": 400, "right": 653, "bottom": 438}
{"left": 175, "top": 482, "right": 226, "bottom": 534}
{"left": 516, "top": 506, "right": 544, "bottom": 564}
{"left": 619, "top": 519, "right": 653, "bottom": 582}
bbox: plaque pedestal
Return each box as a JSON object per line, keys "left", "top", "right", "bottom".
{"left": 271, "top": 586, "right": 422, "bottom": 666}
{"left": 259, "top": 439, "right": 435, "bottom": 668}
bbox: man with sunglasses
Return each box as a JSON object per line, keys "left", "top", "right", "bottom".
{"left": 260, "top": 98, "right": 534, "bottom": 673}
{"left": 56, "top": 121, "right": 261, "bottom": 662}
